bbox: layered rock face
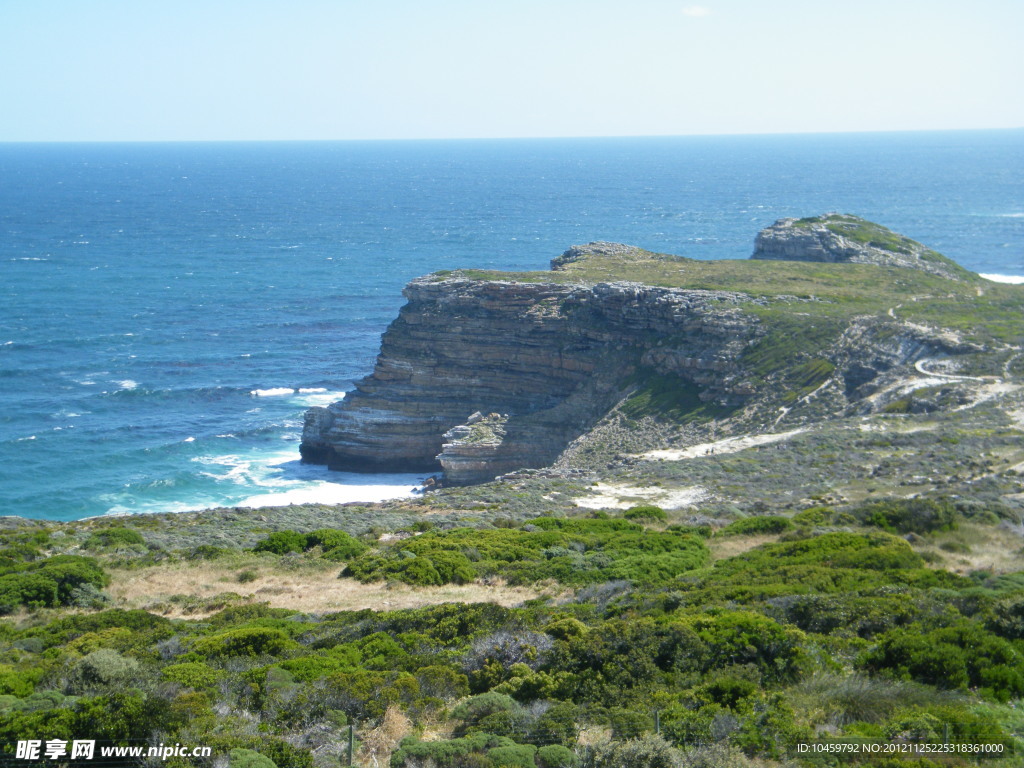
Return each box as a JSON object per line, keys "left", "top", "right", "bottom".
{"left": 752, "top": 214, "right": 966, "bottom": 280}
{"left": 301, "top": 264, "right": 760, "bottom": 482}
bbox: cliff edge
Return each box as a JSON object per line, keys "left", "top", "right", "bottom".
{"left": 302, "top": 217, "right": 1020, "bottom": 486}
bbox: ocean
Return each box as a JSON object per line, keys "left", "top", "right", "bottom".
{"left": 1, "top": 131, "right": 1021, "bottom": 521}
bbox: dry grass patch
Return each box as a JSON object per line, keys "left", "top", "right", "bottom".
{"left": 919, "top": 522, "right": 1024, "bottom": 575}
{"left": 705, "top": 533, "right": 779, "bottom": 562}
{"left": 106, "top": 560, "right": 561, "bottom": 617}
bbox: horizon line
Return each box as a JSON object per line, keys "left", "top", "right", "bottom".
{"left": 1, "top": 126, "right": 1021, "bottom": 145}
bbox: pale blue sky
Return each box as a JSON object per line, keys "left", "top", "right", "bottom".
{"left": 1, "top": 0, "right": 1021, "bottom": 141}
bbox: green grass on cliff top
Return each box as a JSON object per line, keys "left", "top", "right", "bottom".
{"left": 445, "top": 249, "right": 1024, "bottom": 345}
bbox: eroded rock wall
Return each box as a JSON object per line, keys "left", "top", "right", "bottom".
{"left": 300, "top": 275, "right": 760, "bottom": 481}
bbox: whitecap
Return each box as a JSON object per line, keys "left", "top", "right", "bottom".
{"left": 250, "top": 387, "right": 295, "bottom": 397}
{"left": 15, "top": 435, "right": 37, "bottom": 442}
{"left": 183, "top": 436, "right": 196, "bottom": 443}
{"left": 115, "top": 379, "right": 139, "bottom": 390}
{"left": 294, "top": 390, "right": 347, "bottom": 407}
{"left": 980, "top": 273, "right": 1024, "bottom": 284}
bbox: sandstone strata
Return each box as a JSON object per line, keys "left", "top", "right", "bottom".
{"left": 752, "top": 214, "right": 966, "bottom": 280}
{"left": 301, "top": 253, "right": 759, "bottom": 483}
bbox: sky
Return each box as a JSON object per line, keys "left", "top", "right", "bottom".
{"left": 0, "top": 0, "right": 1022, "bottom": 142}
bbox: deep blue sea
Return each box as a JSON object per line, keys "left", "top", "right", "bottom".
{"left": 1, "top": 131, "right": 1022, "bottom": 521}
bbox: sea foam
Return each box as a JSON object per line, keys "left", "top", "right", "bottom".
{"left": 980, "top": 273, "right": 1024, "bottom": 284}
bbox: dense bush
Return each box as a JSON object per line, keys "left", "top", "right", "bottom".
{"left": 161, "top": 661, "right": 224, "bottom": 690}
{"left": 343, "top": 520, "right": 708, "bottom": 588}
{"left": 623, "top": 505, "right": 668, "bottom": 522}
{"left": 854, "top": 498, "right": 959, "bottom": 534}
{"left": 0, "top": 555, "right": 109, "bottom": 613}
{"left": 83, "top": 526, "right": 145, "bottom": 549}
{"left": 718, "top": 515, "right": 793, "bottom": 536}
{"left": 192, "top": 627, "right": 299, "bottom": 658}
{"left": 252, "top": 530, "right": 308, "bottom": 555}
{"left": 252, "top": 529, "right": 368, "bottom": 560}
{"left": 306, "top": 528, "right": 367, "bottom": 560}
{"left": 859, "top": 622, "right": 1024, "bottom": 701}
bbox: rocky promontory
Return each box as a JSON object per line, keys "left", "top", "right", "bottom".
{"left": 751, "top": 213, "right": 970, "bottom": 280}
{"left": 302, "top": 216, "right": 1018, "bottom": 486}
{"left": 301, "top": 268, "right": 759, "bottom": 482}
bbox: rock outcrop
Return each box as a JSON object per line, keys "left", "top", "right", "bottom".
{"left": 752, "top": 214, "right": 968, "bottom": 280}
{"left": 301, "top": 253, "right": 760, "bottom": 483}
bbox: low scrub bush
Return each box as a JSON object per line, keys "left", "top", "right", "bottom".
{"left": 192, "top": 627, "right": 299, "bottom": 658}
{"left": 83, "top": 527, "right": 145, "bottom": 550}
{"left": 859, "top": 622, "right": 1024, "bottom": 701}
{"left": 854, "top": 498, "right": 959, "bottom": 534}
{"left": 718, "top": 516, "right": 793, "bottom": 536}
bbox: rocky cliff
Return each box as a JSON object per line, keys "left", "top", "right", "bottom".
{"left": 301, "top": 260, "right": 762, "bottom": 483}
{"left": 302, "top": 218, "right": 1017, "bottom": 486}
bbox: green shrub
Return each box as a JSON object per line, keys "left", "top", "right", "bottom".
{"left": 392, "top": 733, "right": 511, "bottom": 768}
{"left": 252, "top": 530, "right": 308, "bottom": 555}
{"left": 986, "top": 593, "right": 1024, "bottom": 640}
{"left": 188, "top": 544, "right": 228, "bottom": 560}
{"left": 859, "top": 623, "right": 1024, "bottom": 701}
{"left": 229, "top": 749, "right": 278, "bottom": 768}
{"left": 30, "top": 555, "right": 109, "bottom": 603}
{"left": 678, "top": 611, "right": 809, "bottom": 684}
{"left": 0, "top": 572, "right": 59, "bottom": 612}
{"left": 72, "top": 649, "right": 142, "bottom": 691}
{"left": 192, "top": 627, "right": 299, "bottom": 658}
{"left": 0, "top": 665, "right": 42, "bottom": 698}
{"left": 161, "top": 662, "right": 224, "bottom": 690}
{"left": 452, "top": 692, "right": 519, "bottom": 726}
{"left": 307, "top": 529, "right": 367, "bottom": 560}
{"left": 718, "top": 516, "right": 793, "bottom": 536}
{"left": 623, "top": 505, "right": 668, "bottom": 522}
{"left": 536, "top": 744, "right": 578, "bottom": 768}
{"left": 855, "top": 498, "right": 959, "bottom": 534}
{"left": 488, "top": 744, "right": 537, "bottom": 767}
{"left": 83, "top": 527, "right": 145, "bottom": 549}
{"left": 416, "top": 665, "right": 470, "bottom": 700}
{"left": 792, "top": 507, "right": 830, "bottom": 526}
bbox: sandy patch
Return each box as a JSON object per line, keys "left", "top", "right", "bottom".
{"left": 573, "top": 483, "right": 707, "bottom": 510}
{"left": 106, "top": 562, "right": 557, "bottom": 618}
{"left": 640, "top": 429, "right": 806, "bottom": 462}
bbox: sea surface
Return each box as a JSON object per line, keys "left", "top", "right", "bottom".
{"left": 1, "top": 131, "right": 1022, "bottom": 521}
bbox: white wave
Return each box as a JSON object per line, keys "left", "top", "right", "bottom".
{"left": 2, "top": 341, "right": 13, "bottom": 346}
{"left": 115, "top": 379, "right": 139, "bottom": 390}
{"left": 293, "top": 390, "right": 347, "bottom": 408}
{"left": 980, "top": 273, "right": 1024, "bottom": 284}
{"left": 996, "top": 213, "right": 1024, "bottom": 218}
{"left": 15, "top": 435, "right": 37, "bottom": 442}
{"left": 297, "top": 387, "right": 328, "bottom": 393}
{"left": 237, "top": 482, "right": 419, "bottom": 509}
{"left": 250, "top": 387, "right": 295, "bottom": 397}
{"left": 183, "top": 436, "right": 196, "bottom": 443}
